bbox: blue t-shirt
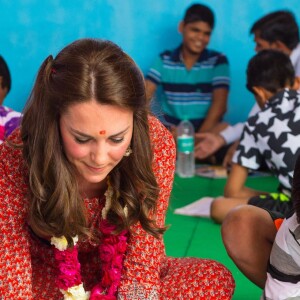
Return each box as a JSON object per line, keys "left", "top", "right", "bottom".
{"left": 146, "top": 45, "right": 230, "bottom": 121}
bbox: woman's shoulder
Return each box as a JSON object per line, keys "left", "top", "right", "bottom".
{"left": 0, "top": 128, "right": 26, "bottom": 183}
{"left": 1, "top": 127, "right": 23, "bottom": 155}
{"left": 148, "top": 115, "right": 175, "bottom": 149}
{"left": 147, "top": 115, "right": 176, "bottom": 172}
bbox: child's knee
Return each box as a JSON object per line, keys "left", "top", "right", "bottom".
{"left": 210, "top": 197, "right": 226, "bottom": 223}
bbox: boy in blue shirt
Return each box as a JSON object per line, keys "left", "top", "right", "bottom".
{"left": 145, "top": 3, "right": 229, "bottom": 134}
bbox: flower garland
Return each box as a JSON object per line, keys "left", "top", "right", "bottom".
{"left": 51, "top": 185, "right": 128, "bottom": 300}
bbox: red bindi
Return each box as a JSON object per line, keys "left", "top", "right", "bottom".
{"left": 99, "top": 130, "right": 106, "bottom": 135}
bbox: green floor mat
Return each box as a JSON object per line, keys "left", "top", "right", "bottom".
{"left": 164, "top": 174, "right": 279, "bottom": 299}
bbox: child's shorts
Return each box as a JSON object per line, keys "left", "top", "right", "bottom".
{"left": 248, "top": 192, "right": 293, "bottom": 217}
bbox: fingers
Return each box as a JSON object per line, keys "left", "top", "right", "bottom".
{"left": 194, "top": 132, "right": 209, "bottom": 138}
{"left": 195, "top": 149, "right": 209, "bottom": 159}
{"left": 195, "top": 143, "right": 213, "bottom": 159}
{"left": 222, "top": 154, "right": 232, "bottom": 168}
{"left": 222, "top": 144, "right": 238, "bottom": 168}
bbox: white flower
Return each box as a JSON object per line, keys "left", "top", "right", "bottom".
{"left": 50, "top": 235, "right": 79, "bottom": 251}
{"left": 51, "top": 236, "right": 68, "bottom": 251}
{"left": 72, "top": 235, "right": 79, "bottom": 246}
{"left": 61, "top": 283, "right": 90, "bottom": 300}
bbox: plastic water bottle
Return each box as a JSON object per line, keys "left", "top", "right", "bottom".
{"left": 176, "top": 120, "right": 195, "bottom": 177}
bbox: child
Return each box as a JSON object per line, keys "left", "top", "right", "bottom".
{"left": 145, "top": 3, "right": 229, "bottom": 133}
{"left": 211, "top": 49, "right": 300, "bottom": 223}
{"left": 195, "top": 10, "right": 300, "bottom": 167}
{"left": 263, "top": 154, "right": 300, "bottom": 299}
{"left": 0, "top": 55, "right": 22, "bottom": 143}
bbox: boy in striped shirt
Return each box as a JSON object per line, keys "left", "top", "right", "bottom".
{"left": 145, "top": 3, "right": 229, "bottom": 135}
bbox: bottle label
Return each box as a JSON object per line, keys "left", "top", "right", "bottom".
{"left": 177, "top": 136, "right": 194, "bottom": 152}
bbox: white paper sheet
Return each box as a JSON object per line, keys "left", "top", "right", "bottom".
{"left": 174, "top": 197, "right": 215, "bottom": 218}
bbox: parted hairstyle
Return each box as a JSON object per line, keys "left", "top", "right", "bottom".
{"left": 21, "top": 38, "right": 165, "bottom": 244}
{"left": 246, "top": 49, "right": 295, "bottom": 95}
{"left": 0, "top": 55, "right": 11, "bottom": 94}
{"left": 183, "top": 3, "right": 214, "bottom": 29}
{"left": 250, "top": 10, "right": 299, "bottom": 51}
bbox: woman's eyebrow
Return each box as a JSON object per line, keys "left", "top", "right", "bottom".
{"left": 70, "top": 126, "right": 131, "bottom": 138}
{"left": 70, "top": 128, "right": 92, "bottom": 138}
{"left": 109, "top": 126, "right": 130, "bottom": 137}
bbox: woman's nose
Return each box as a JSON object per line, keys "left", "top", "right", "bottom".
{"left": 90, "top": 142, "right": 108, "bottom": 165}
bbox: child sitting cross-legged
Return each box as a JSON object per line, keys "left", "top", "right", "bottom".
{"left": 263, "top": 154, "right": 300, "bottom": 299}
{"left": 210, "top": 49, "right": 300, "bottom": 224}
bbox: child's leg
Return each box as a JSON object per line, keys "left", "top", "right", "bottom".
{"left": 211, "top": 192, "right": 292, "bottom": 224}
{"left": 210, "top": 196, "right": 249, "bottom": 223}
{"left": 248, "top": 192, "right": 292, "bottom": 216}
{"left": 221, "top": 205, "right": 279, "bottom": 288}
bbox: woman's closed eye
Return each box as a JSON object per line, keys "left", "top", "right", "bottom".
{"left": 74, "top": 136, "right": 91, "bottom": 144}
{"left": 74, "top": 136, "right": 124, "bottom": 144}
{"left": 110, "top": 137, "right": 124, "bottom": 144}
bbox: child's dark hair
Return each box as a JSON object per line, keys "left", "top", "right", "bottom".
{"left": 183, "top": 3, "right": 214, "bottom": 29}
{"left": 0, "top": 56, "right": 11, "bottom": 94}
{"left": 292, "top": 155, "right": 300, "bottom": 223}
{"left": 250, "top": 10, "right": 299, "bottom": 51}
{"left": 246, "top": 50, "right": 295, "bottom": 95}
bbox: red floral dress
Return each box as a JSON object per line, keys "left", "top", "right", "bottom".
{"left": 0, "top": 116, "right": 235, "bottom": 299}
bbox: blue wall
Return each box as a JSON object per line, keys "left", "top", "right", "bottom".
{"left": 1, "top": 0, "right": 300, "bottom": 124}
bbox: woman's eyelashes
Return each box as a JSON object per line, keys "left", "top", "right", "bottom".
{"left": 74, "top": 136, "right": 91, "bottom": 144}
{"left": 109, "top": 136, "right": 125, "bottom": 144}
{"left": 74, "top": 136, "right": 125, "bottom": 144}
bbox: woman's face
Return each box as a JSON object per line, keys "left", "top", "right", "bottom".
{"left": 60, "top": 100, "right": 133, "bottom": 194}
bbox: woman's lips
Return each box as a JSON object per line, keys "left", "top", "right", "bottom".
{"left": 86, "top": 164, "right": 105, "bottom": 172}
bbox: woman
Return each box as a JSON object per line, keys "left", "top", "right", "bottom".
{"left": 0, "top": 38, "right": 234, "bottom": 299}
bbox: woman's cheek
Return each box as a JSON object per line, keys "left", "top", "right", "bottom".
{"left": 111, "top": 144, "right": 130, "bottom": 161}
{"left": 64, "top": 139, "right": 88, "bottom": 160}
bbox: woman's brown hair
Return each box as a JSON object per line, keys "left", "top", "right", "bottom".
{"left": 21, "top": 38, "right": 164, "bottom": 244}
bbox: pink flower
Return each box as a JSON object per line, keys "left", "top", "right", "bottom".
{"left": 99, "top": 244, "right": 115, "bottom": 262}
{"left": 100, "top": 295, "right": 116, "bottom": 300}
{"left": 102, "top": 235, "right": 118, "bottom": 245}
{"left": 90, "top": 284, "right": 106, "bottom": 300}
{"left": 101, "top": 269, "right": 113, "bottom": 287}
{"left": 90, "top": 283, "right": 116, "bottom": 299}
{"left": 93, "top": 296, "right": 115, "bottom": 300}
{"left": 53, "top": 200, "right": 128, "bottom": 300}
{"left": 117, "top": 238, "right": 127, "bottom": 253}
{"left": 109, "top": 267, "right": 121, "bottom": 283}
{"left": 112, "top": 255, "right": 123, "bottom": 269}
{"left": 107, "top": 283, "right": 119, "bottom": 297}
{"left": 100, "top": 220, "right": 116, "bottom": 235}
{"left": 54, "top": 247, "right": 78, "bottom": 263}
{"left": 58, "top": 263, "right": 80, "bottom": 276}
{"left": 56, "top": 271, "right": 82, "bottom": 290}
